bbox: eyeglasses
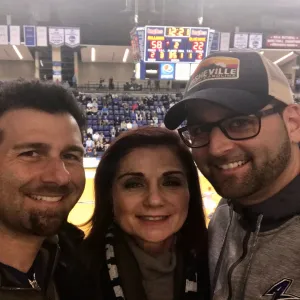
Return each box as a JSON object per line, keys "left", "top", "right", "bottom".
{"left": 178, "top": 106, "right": 283, "bottom": 148}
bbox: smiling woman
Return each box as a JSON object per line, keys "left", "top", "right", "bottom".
{"left": 68, "top": 126, "right": 209, "bottom": 300}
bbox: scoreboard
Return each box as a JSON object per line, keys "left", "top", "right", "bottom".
{"left": 144, "top": 26, "right": 210, "bottom": 63}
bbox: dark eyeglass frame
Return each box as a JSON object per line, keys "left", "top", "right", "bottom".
{"left": 178, "top": 106, "right": 284, "bottom": 149}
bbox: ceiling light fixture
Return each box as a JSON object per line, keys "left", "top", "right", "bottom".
{"left": 274, "top": 51, "right": 294, "bottom": 65}
{"left": 12, "top": 45, "right": 23, "bottom": 60}
{"left": 123, "top": 48, "right": 129, "bottom": 63}
{"left": 91, "top": 47, "right": 96, "bottom": 62}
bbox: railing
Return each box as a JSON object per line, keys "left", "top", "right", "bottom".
{"left": 76, "top": 80, "right": 184, "bottom": 93}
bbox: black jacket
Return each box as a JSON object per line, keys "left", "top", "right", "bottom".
{"left": 0, "top": 222, "right": 84, "bottom": 300}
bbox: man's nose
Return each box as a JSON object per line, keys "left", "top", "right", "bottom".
{"left": 208, "top": 126, "right": 235, "bottom": 157}
{"left": 40, "top": 158, "right": 71, "bottom": 186}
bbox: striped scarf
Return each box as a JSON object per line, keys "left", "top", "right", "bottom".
{"left": 105, "top": 226, "right": 199, "bottom": 300}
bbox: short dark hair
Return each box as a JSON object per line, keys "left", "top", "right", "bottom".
{"left": 83, "top": 126, "right": 208, "bottom": 271}
{"left": 0, "top": 80, "right": 85, "bottom": 131}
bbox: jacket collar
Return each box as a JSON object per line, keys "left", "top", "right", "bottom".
{"left": 233, "top": 175, "right": 300, "bottom": 232}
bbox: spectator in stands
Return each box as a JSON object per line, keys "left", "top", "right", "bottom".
{"left": 126, "top": 120, "right": 133, "bottom": 130}
{"left": 92, "top": 131, "right": 100, "bottom": 142}
{"left": 87, "top": 101, "right": 93, "bottom": 114}
{"left": 82, "top": 130, "right": 87, "bottom": 141}
{"left": 132, "top": 120, "right": 138, "bottom": 129}
{"left": 147, "top": 97, "right": 154, "bottom": 107}
{"left": 123, "top": 101, "right": 129, "bottom": 110}
{"left": 162, "top": 96, "right": 170, "bottom": 109}
{"left": 92, "top": 99, "right": 98, "bottom": 114}
{"left": 93, "top": 148, "right": 98, "bottom": 157}
{"left": 86, "top": 147, "right": 94, "bottom": 157}
{"left": 104, "top": 142, "right": 110, "bottom": 152}
{"left": 132, "top": 102, "right": 138, "bottom": 111}
{"left": 161, "top": 105, "right": 166, "bottom": 115}
{"left": 95, "top": 141, "right": 102, "bottom": 152}
{"left": 153, "top": 115, "right": 158, "bottom": 126}
{"left": 121, "top": 120, "right": 127, "bottom": 131}
{"left": 157, "top": 106, "right": 162, "bottom": 114}
{"left": 76, "top": 127, "right": 209, "bottom": 300}
{"left": 86, "top": 137, "right": 95, "bottom": 149}
{"left": 109, "top": 77, "right": 114, "bottom": 90}
{"left": 87, "top": 126, "right": 93, "bottom": 137}
{"left": 115, "top": 116, "right": 121, "bottom": 126}
{"left": 146, "top": 112, "right": 152, "bottom": 121}
{"left": 111, "top": 126, "right": 116, "bottom": 138}
{"left": 124, "top": 106, "right": 130, "bottom": 118}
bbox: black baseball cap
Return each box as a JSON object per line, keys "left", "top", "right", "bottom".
{"left": 164, "top": 51, "right": 294, "bottom": 130}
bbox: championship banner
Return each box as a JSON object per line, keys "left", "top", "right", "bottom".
{"left": 49, "top": 27, "right": 64, "bottom": 47}
{"left": 0, "top": 25, "right": 8, "bottom": 45}
{"left": 219, "top": 32, "right": 230, "bottom": 51}
{"left": 233, "top": 33, "right": 249, "bottom": 49}
{"left": 9, "top": 26, "right": 20, "bottom": 45}
{"left": 266, "top": 35, "right": 300, "bottom": 49}
{"left": 136, "top": 27, "right": 145, "bottom": 61}
{"left": 210, "top": 31, "right": 220, "bottom": 53}
{"left": 24, "top": 25, "right": 36, "bottom": 47}
{"left": 36, "top": 26, "right": 48, "bottom": 47}
{"left": 248, "top": 33, "right": 263, "bottom": 50}
{"left": 64, "top": 28, "right": 80, "bottom": 48}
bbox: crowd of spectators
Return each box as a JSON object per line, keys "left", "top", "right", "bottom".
{"left": 77, "top": 93, "right": 182, "bottom": 158}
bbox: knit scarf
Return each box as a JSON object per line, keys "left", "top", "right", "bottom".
{"left": 105, "top": 226, "right": 199, "bottom": 300}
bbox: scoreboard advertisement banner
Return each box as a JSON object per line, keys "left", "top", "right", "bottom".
{"left": 144, "top": 26, "right": 210, "bottom": 63}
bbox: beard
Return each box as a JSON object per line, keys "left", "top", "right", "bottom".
{"left": 28, "top": 208, "right": 69, "bottom": 236}
{"left": 202, "top": 130, "right": 292, "bottom": 201}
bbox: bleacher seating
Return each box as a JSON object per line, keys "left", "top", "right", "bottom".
{"left": 78, "top": 93, "right": 183, "bottom": 158}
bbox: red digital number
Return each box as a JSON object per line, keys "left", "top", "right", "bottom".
{"left": 192, "top": 42, "right": 204, "bottom": 51}
{"left": 150, "top": 52, "right": 156, "bottom": 59}
{"left": 150, "top": 40, "right": 163, "bottom": 49}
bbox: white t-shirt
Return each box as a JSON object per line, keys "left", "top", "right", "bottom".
{"left": 87, "top": 127, "right": 93, "bottom": 135}
{"left": 127, "top": 123, "right": 133, "bottom": 129}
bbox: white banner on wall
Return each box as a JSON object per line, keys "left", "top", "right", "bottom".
{"left": 65, "top": 28, "right": 80, "bottom": 48}
{"left": 219, "top": 32, "right": 230, "bottom": 51}
{"left": 49, "top": 27, "right": 64, "bottom": 47}
{"left": 9, "top": 26, "right": 20, "bottom": 45}
{"left": 0, "top": 25, "right": 8, "bottom": 45}
{"left": 234, "top": 33, "right": 249, "bottom": 49}
{"left": 248, "top": 33, "right": 263, "bottom": 50}
{"left": 36, "top": 26, "right": 48, "bottom": 47}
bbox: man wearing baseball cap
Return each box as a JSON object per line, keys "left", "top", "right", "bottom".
{"left": 165, "top": 51, "right": 300, "bottom": 299}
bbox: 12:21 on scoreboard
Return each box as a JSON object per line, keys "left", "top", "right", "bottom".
{"left": 145, "top": 26, "right": 210, "bottom": 63}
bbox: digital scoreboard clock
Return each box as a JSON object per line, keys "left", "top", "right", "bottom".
{"left": 144, "top": 26, "right": 210, "bottom": 63}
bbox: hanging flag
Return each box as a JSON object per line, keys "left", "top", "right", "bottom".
{"left": 248, "top": 33, "right": 263, "bottom": 50}
{"left": 65, "top": 28, "right": 80, "bottom": 48}
{"left": 49, "top": 27, "right": 64, "bottom": 47}
{"left": 220, "top": 32, "right": 230, "bottom": 51}
{"left": 233, "top": 33, "right": 249, "bottom": 49}
{"left": 9, "top": 26, "right": 21, "bottom": 45}
{"left": 24, "top": 25, "right": 36, "bottom": 47}
{"left": 36, "top": 26, "right": 48, "bottom": 47}
{"left": 0, "top": 25, "right": 8, "bottom": 45}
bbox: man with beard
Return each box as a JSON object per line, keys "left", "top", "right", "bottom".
{"left": 0, "top": 80, "right": 86, "bottom": 300}
{"left": 164, "top": 51, "right": 300, "bottom": 300}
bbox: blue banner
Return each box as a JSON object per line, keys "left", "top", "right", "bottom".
{"left": 211, "top": 32, "right": 220, "bottom": 52}
{"left": 160, "top": 63, "right": 175, "bottom": 80}
{"left": 24, "top": 26, "right": 36, "bottom": 47}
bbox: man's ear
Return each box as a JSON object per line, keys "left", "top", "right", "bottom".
{"left": 282, "top": 104, "right": 300, "bottom": 143}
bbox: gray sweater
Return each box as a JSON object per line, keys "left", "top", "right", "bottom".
{"left": 209, "top": 176, "right": 300, "bottom": 300}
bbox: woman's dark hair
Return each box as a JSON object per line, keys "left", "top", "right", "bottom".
{"left": 82, "top": 126, "right": 208, "bottom": 270}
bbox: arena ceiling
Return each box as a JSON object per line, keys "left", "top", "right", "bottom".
{"left": 1, "top": 0, "right": 300, "bottom": 46}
